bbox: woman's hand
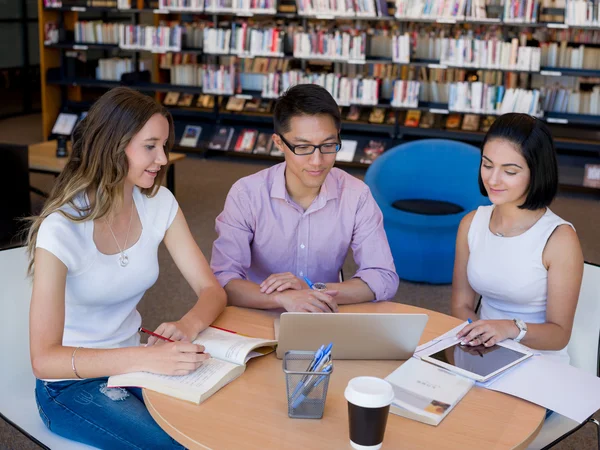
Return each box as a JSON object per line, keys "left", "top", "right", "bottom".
{"left": 144, "top": 341, "right": 210, "bottom": 376}
{"left": 146, "top": 320, "right": 197, "bottom": 346}
{"left": 456, "top": 319, "right": 519, "bottom": 347}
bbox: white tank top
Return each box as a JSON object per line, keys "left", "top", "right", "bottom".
{"left": 467, "top": 205, "right": 574, "bottom": 363}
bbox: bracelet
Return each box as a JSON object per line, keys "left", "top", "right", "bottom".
{"left": 71, "top": 347, "right": 83, "bottom": 379}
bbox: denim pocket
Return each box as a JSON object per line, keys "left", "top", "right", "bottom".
{"left": 42, "top": 379, "right": 79, "bottom": 398}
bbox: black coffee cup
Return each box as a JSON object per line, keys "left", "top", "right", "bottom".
{"left": 344, "top": 377, "right": 394, "bottom": 450}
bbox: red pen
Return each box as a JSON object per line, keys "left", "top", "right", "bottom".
{"left": 210, "top": 325, "right": 237, "bottom": 334}
{"left": 139, "top": 327, "right": 174, "bottom": 343}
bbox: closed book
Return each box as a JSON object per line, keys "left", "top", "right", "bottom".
{"left": 385, "top": 358, "right": 474, "bottom": 426}
{"left": 109, "top": 327, "right": 276, "bottom": 405}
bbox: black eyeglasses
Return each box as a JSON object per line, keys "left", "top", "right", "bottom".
{"left": 278, "top": 134, "right": 342, "bottom": 156}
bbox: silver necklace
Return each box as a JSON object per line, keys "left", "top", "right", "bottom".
{"left": 105, "top": 201, "right": 134, "bottom": 267}
{"left": 493, "top": 209, "right": 545, "bottom": 237}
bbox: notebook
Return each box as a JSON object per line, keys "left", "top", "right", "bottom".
{"left": 385, "top": 358, "right": 474, "bottom": 426}
{"left": 108, "top": 327, "right": 276, "bottom": 404}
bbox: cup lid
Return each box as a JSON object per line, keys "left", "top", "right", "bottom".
{"left": 344, "top": 377, "right": 394, "bottom": 409}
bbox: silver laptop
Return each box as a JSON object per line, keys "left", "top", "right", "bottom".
{"left": 275, "top": 313, "right": 428, "bottom": 360}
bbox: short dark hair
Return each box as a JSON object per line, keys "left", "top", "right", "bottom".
{"left": 479, "top": 113, "right": 558, "bottom": 210}
{"left": 273, "top": 84, "right": 341, "bottom": 134}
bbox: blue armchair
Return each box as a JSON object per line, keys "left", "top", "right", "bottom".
{"left": 365, "top": 139, "right": 490, "bottom": 284}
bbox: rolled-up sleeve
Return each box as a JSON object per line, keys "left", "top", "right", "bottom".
{"left": 210, "top": 185, "right": 255, "bottom": 288}
{"left": 351, "top": 186, "right": 399, "bottom": 301}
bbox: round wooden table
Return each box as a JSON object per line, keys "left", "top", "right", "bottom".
{"left": 144, "top": 303, "right": 545, "bottom": 450}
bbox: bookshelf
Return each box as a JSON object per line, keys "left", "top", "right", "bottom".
{"left": 38, "top": 0, "right": 600, "bottom": 191}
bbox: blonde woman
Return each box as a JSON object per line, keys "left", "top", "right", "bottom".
{"left": 27, "top": 87, "right": 226, "bottom": 449}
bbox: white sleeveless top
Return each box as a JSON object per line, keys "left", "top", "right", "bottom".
{"left": 467, "top": 205, "right": 574, "bottom": 364}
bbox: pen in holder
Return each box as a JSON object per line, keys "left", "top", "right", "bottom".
{"left": 283, "top": 350, "right": 333, "bottom": 419}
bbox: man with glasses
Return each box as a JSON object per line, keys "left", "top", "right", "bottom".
{"left": 210, "top": 84, "right": 399, "bottom": 312}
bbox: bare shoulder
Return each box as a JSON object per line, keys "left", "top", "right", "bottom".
{"left": 458, "top": 210, "right": 477, "bottom": 233}
{"left": 544, "top": 224, "right": 583, "bottom": 267}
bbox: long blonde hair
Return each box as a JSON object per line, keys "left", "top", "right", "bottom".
{"left": 26, "top": 87, "right": 175, "bottom": 275}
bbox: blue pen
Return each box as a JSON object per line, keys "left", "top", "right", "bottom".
{"left": 291, "top": 344, "right": 333, "bottom": 404}
{"left": 292, "top": 364, "right": 333, "bottom": 409}
{"left": 291, "top": 345, "right": 324, "bottom": 398}
{"left": 302, "top": 276, "right": 314, "bottom": 289}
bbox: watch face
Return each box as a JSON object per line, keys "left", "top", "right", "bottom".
{"left": 312, "top": 282, "right": 327, "bottom": 291}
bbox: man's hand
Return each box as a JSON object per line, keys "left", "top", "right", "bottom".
{"left": 260, "top": 272, "right": 310, "bottom": 294}
{"left": 274, "top": 289, "right": 339, "bottom": 313}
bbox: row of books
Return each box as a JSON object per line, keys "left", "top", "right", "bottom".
{"left": 164, "top": 91, "right": 277, "bottom": 112}
{"left": 546, "top": 28, "right": 600, "bottom": 45}
{"left": 44, "top": 0, "right": 132, "bottom": 7}
{"left": 293, "top": 30, "right": 366, "bottom": 62}
{"left": 564, "top": 0, "right": 600, "bottom": 26}
{"left": 158, "top": 0, "right": 277, "bottom": 11}
{"left": 295, "top": 0, "right": 387, "bottom": 17}
{"left": 261, "top": 71, "right": 380, "bottom": 104}
{"left": 119, "top": 25, "right": 182, "bottom": 52}
{"left": 449, "top": 83, "right": 542, "bottom": 115}
{"left": 180, "top": 125, "right": 389, "bottom": 165}
{"left": 203, "top": 26, "right": 285, "bottom": 56}
{"left": 540, "top": 84, "right": 600, "bottom": 114}
{"left": 439, "top": 38, "right": 542, "bottom": 71}
{"left": 75, "top": 21, "right": 120, "bottom": 45}
{"left": 391, "top": 80, "right": 421, "bottom": 107}
{"left": 392, "top": 34, "right": 411, "bottom": 63}
{"left": 96, "top": 57, "right": 151, "bottom": 80}
{"left": 541, "top": 42, "right": 600, "bottom": 69}
{"left": 503, "top": 0, "right": 539, "bottom": 22}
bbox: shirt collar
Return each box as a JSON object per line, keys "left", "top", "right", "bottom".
{"left": 270, "top": 163, "right": 339, "bottom": 204}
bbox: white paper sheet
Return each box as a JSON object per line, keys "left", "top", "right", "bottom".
{"left": 481, "top": 354, "right": 600, "bottom": 423}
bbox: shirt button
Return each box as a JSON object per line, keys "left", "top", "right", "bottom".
{"left": 300, "top": 271, "right": 303, "bottom": 276}
{"left": 300, "top": 244, "right": 305, "bottom": 249}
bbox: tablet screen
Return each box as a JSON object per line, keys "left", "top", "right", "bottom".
{"left": 428, "top": 343, "right": 528, "bottom": 378}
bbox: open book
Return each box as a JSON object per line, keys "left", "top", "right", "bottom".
{"left": 385, "top": 358, "right": 474, "bottom": 426}
{"left": 107, "top": 327, "right": 277, "bottom": 404}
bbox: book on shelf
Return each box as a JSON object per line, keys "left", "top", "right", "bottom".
{"left": 369, "top": 107, "right": 386, "bottom": 124}
{"left": 461, "top": 114, "right": 481, "bottom": 131}
{"left": 386, "top": 110, "right": 397, "bottom": 125}
{"left": 359, "top": 139, "right": 386, "bottom": 165}
{"left": 197, "top": 94, "right": 215, "bottom": 109}
{"left": 177, "top": 93, "right": 194, "bottom": 107}
{"left": 270, "top": 144, "right": 284, "bottom": 157}
{"left": 179, "top": 125, "right": 202, "bottom": 148}
{"left": 226, "top": 96, "right": 246, "bottom": 112}
{"left": 208, "top": 127, "right": 235, "bottom": 150}
{"left": 480, "top": 115, "right": 496, "bottom": 133}
{"left": 253, "top": 132, "right": 274, "bottom": 155}
{"left": 346, "top": 106, "right": 361, "bottom": 121}
{"left": 445, "top": 113, "right": 462, "bottom": 129}
{"left": 44, "top": 22, "right": 59, "bottom": 45}
{"left": 164, "top": 92, "right": 181, "bottom": 106}
{"left": 108, "top": 326, "right": 277, "bottom": 404}
{"left": 337, "top": 139, "right": 358, "bottom": 162}
{"left": 583, "top": 164, "right": 600, "bottom": 189}
{"left": 244, "top": 98, "right": 261, "bottom": 112}
{"left": 419, "top": 111, "right": 436, "bottom": 129}
{"left": 51, "top": 113, "right": 79, "bottom": 136}
{"left": 404, "top": 110, "right": 422, "bottom": 127}
{"left": 234, "top": 129, "right": 258, "bottom": 152}
{"left": 385, "top": 358, "right": 474, "bottom": 426}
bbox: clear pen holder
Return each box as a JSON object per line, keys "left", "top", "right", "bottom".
{"left": 283, "top": 350, "right": 333, "bottom": 419}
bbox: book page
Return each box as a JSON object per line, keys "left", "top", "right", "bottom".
{"left": 194, "top": 327, "right": 276, "bottom": 366}
{"left": 108, "top": 358, "right": 240, "bottom": 404}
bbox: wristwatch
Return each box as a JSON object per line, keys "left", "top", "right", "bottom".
{"left": 513, "top": 318, "right": 528, "bottom": 342}
{"left": 312, "top": 282, "right": 327, "bottom": 292}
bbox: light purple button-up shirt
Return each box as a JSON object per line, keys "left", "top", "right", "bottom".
{"left": 210, "top": 163, "right": 399, "bottom": 301}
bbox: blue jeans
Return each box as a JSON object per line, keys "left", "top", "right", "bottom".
{"left": 35, "top": 378, "right": 185, "bottom": 450}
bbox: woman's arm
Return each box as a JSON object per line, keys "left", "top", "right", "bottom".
{"left": 457, "top": 225, "right": 584, "bottom": 351}
{"left": 450, "top": 211, "right": 480, "bottom": 322}
{"left": 521, "top": 225, "right": 584, "bottom": 350}
{"left": 30, "top": 249, "right": 207, "bottom": 379}
{"left": 156, "top": 208, "right": 227, "bottom": 343}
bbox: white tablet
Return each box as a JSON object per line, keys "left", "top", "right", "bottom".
{"left": 421, "top": 341, "right": 533, "bottom": 382}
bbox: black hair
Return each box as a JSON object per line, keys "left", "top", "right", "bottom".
{"left": 479, "top": 113, "right": 558, "bottom": 210}
{"left": 273, "top": 84, "right": 341, "bottom": 134}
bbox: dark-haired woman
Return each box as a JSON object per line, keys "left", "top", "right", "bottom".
{"left": 451, "top": 113, "right": 583, "bottom": 364}
{"left": 27, "top": 87, "right": 226, "bottom": 448}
